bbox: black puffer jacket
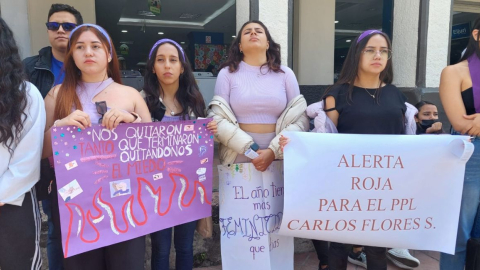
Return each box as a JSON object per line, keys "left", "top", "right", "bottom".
{"left": 23, "top": 46, "right": 55, "bottom": 99}
{"left": 23, "top": 47, "right": 56, "bottom": 201}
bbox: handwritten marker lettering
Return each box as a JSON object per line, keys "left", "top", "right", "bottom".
{"left": 168, "top": 160, "right": 183, "bottom": 165}
{"left": 168, "top": 167, "right": 181, "bottom": 173}
{"left": 95, "top": 175, "right": 108, "bottom": 184}
{"left": 49, "top": 119, "right": 214, "bottom": 257}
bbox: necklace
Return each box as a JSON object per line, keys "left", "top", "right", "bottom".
{"left": 165, "top": 102, "right": 177, "bottom": 116}
{"left": 362, "top": 87, "right": 376, "bottom": 99}
{"left": 161, "top": 97, "right": 178, "bottom": 116}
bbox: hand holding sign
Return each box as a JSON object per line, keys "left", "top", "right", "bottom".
{"left": 101, "top": 108, "right": 136, "bottom": 130}
{"left": 279, "top": 135, "right": 290, "bottom": 151}
{"left": 56, "top": 110, "right": 92, "bottom": 130}
{"left": 206, "top": 120, "right": 217, "bottom": 134}
{"left": 252, "top": 149, "right": 275, "bottom": 172}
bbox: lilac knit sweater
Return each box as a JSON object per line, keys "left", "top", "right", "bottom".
{"left": 214, "top": 61, "right": 300, "bottom": 124}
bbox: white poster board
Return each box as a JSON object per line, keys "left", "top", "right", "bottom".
{"left": 219, "top": 161, "right": 294, "bottom": 270}
{"left": 278, "top": 133, "right": 473, "bottom": 254}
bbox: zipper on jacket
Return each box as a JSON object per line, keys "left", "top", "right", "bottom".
{"left": 34, "top": 66, "right": 55, "bottom": 89}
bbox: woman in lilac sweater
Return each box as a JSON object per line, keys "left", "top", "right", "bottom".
{"left": 211, "top": 20, "right": 307, "bottom": 167}
{"left": 208, "top": 20, "right": 309, "bottom": 269}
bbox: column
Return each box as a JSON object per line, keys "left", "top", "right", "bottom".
{"left": 0, "top": 0, "right": 32, "bottom": 59}
{"left": 424, "top": 0, "right": 453, "bottom": 88}
{"left": 293, "top": 0, "right": 335, "bottom": 85}
{"left": 236, "top": 0, "right": 250, "bottom": 33}
{"left": 391, "top": 0, "right": 421, "bottom": 87}
{"left": 258, "top": 0, "right": 290, "bottom": 65}
{"left": 236, "top": 0, "right": 292, "bottom": 66}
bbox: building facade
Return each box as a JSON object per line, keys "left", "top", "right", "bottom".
{"left": 1, "top": 0, "right": 480, "bottom": 126}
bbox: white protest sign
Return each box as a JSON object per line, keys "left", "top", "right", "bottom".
{"left": 278, "top": 133, "right": 473, "bottom": 254}
{"left": 218, "top": 161, "right": 294, "bottom": 270}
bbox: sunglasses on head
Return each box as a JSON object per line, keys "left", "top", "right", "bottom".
{"left": 95, "top": 101, "right": 107, "bottom": 124}
{"left": 45, "top": 22, "right": 77, "bottom": 31}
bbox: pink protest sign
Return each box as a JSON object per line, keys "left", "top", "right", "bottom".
{"left": 51, "top": 119, "right": 214, "bottom": 257}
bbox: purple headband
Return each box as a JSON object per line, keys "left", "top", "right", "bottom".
{"left": 148, "top": 39, "right": 185, "bottom": 61}
{"left": 68, "top": 24, "right": 113, "bottom": 56}
{"left": 357, "top": 30, "right": 383, "bottom": 44}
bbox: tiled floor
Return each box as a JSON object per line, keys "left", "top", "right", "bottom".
{"left": 194, "top": 250, "right": 439, "bottom": 270}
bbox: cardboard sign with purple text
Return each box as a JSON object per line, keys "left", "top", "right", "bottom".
{"left": 51, "top": 119, "right": 213, "bottom": 257}
{"left": 218, "top": 161, "right": 294, "bottom": 270}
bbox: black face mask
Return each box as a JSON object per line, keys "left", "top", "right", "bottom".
{"left": 419, "top": 119, "right": 438, "bottom": 130}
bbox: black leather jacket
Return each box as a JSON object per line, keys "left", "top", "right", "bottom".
{"left": 23, "top": 46, "right": 55, "bottom": 99}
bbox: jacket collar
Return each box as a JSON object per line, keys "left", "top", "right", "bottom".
{"left": 209, "top": 95, "right": 238, "bottom": 124}
{"left": 35, "top": 46, "right": 54, "bottom": 70}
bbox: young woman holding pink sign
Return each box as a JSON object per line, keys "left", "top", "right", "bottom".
{"left": 42, "top": 24, "right": 150, "bottom": 270}
{"left": 142, "top": 39, "right": 216, "bottom": 270}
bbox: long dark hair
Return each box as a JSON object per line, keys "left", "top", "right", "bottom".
{"left": 323, "top": 31, "right": 393, "bottom": 102}
{"left": 143, "top": 41, "right": 206, "bottom": 120}
{"left": 0, "top": 18, "right": 28, "bottom": 153}
{"left": 221, "top": 20, "right": 283, "bottom": 74}
{"left": 54, "top": 25, "right": 121, "bottom": 120}
{"left": 460, "top": 17, "right": 480, "bottom": 62}
{"left": 414, "top": 100, "right": 436, "bottom": 113}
